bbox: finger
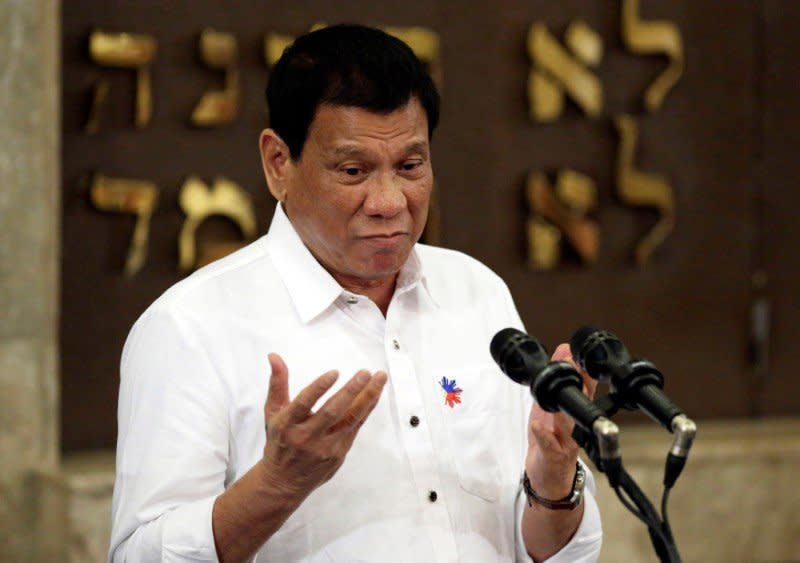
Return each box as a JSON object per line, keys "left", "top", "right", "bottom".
{"left": 302, "top": 370, "right": 373, "bottom": 434}
{"left": 550, "top": 343, "right": 572, "bottom": 363}
{"left": 551, "top": 410, "right": 576, "bottom": 445}
{"left": 265, "top": 353, "right": 290, "bottom": 419}
{"left": 530, "top": 417, "right": 563, "bottom": 454}
{"left": 551, "top": 342, "right": 598, "bottom": 399}
{"left": 331, "top": 371, "right": 388, "bottom": 433}
{"left": 284, "top": 370, "right": 340, "bottom": 423}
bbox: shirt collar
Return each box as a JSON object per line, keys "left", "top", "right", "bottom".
{"left": 265, "top": 204, "right": 437, "bottom": 323}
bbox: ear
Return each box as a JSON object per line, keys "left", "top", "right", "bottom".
{"left": 259, "top": 129, "right": 293, "bottom": 202}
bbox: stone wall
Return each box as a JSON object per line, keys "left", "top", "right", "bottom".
{"left": 0, "top": 0, "right": 60, "bottom": 561}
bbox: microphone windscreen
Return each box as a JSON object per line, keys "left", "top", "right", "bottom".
{"left": 490, "top": 328, "right": 524, "bottom": 366}
{"left": 569, "top": 325, "right": 601, "bottom": 359}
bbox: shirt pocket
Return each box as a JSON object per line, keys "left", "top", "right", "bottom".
{"left": 434, "top": 364, "right": 508, "bottom": 502}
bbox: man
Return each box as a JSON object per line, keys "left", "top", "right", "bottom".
{"left": 109, "top": 24, "right": 601, "bottom": 562}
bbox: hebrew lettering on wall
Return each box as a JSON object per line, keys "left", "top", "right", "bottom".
{"left": 191, "top": 29, "right": 240, "bottom": 126}
{"left": 90, "top": 174, "right": 159, "bottom": 275}
{"left": 526, "top": 170, "right": 600, "bottom": 270}
{"left": 621, "top": 0, "right": 684, "bottom": 112}
{"left": 86, "top": 31, "right": 157, "bottom": 132}
{"left": 178, "top": 176, "right": 257, "bottom": 271}
{"left": 614, "top": 114, "right": 675, "bottom": 265}
{"left": 527, "top": 21, "right": 603, "bottom": 122}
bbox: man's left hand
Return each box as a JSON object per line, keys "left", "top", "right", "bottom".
{"left": 525, "top": 343, "right": 598, "bottom": 500}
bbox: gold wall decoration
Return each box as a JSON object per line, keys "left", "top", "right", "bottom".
{"left": 526, "top": 170, "right": 600, "bottom": 270}
{"left": 527, "top": 21, "right": 603, "bottom": 122}
{"left": 263, "top": 23, "right": 327, "bottom": 67}
{"left": 90, "top": 174, "right": 159, "bottom": 275}
{"left": 621, "top": 0, "right": 684, "bottom": 112}
{"left": 263, "top": 33, "right": 294, "bottom": 67}
{"left": 191, "top": 29, "right": 240, "bottom": 126}
{"left": 614, "top": 114, "right": 675, "bottom": 265}
{"left": 86, "top": 31, "right": 157, "bottom": 131}
{"left": 178, "top": 176, "right": 257, "bottom": 271}
{"left": 385, "top": 26, "right": 444, "bottom": 92}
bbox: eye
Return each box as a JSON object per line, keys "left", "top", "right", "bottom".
{"left": 401, "top": 160, "right": 422, "bottom": 171}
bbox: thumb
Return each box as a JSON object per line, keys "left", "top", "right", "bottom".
{"left": 265, "top": 352, "right": 290, "bottom": 418}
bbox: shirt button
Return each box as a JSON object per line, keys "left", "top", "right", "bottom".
{"left": 428, "top": 490, "right": 438, "bottom": 502}
{"left": 392, "top": 339, "right": 400, "bottom": 351}
{"left": 345, "top": 296, "right": 358, "bottom": 305}
{"left": 409, "top": 415, "right": 420, "bottom": 427}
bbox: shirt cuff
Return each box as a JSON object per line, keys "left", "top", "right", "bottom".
{"left": 515, "top": 461, "right": 603, "bottom": 563}
{"left": 162, "top": 495, "right": 220, "bottom": 562}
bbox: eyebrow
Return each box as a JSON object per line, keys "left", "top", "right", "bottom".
{"left": 329, "top": 140, "right": 430, "bottom": 159}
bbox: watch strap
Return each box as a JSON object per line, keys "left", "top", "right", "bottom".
{"left": 522, "top": 462, "right": 585, "bottom": 510}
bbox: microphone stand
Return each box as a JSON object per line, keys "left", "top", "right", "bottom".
{"left": 572, "top": 393, "right": 685, "bottom": 563}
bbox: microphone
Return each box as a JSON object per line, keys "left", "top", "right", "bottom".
{"left": 490, "top": 328, "right": 620, "bottom": 478}
{"left": 569, "top": 326, "right": 697, "bottom": 486}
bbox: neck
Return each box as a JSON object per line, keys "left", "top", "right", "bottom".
{"left": 331, "top": 271, "right": 397, "bottom": 316}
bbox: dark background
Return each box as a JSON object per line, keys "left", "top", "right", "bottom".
{"left": 61, "top": 1, "right": 800, "bottom": 451}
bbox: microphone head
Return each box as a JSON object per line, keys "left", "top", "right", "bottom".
{"left": 569, "top": 325, "right": 630, "bottom": 381}
{"left": 490, "top": 328, "right": 550, "bottom": 385}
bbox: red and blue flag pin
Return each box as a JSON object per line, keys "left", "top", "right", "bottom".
{"left": 439, "top": 377, "right": 462, "bottom": 408}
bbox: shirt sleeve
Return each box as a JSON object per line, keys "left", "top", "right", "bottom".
{"left": 514, "top": 460, "right": 603, "bottom": 562}
{"left": 109, "top": 305, "right": 230, "bottom": 562}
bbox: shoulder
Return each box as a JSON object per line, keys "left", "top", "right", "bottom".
{"left": 139, "top": 235, "right": 283, "bottom": 325}
{"left": 415, "top": 243, "right": 511, "bottom": 306}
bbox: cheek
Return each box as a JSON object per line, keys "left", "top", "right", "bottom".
{"left": 408, "top": 180, "right": 433, "bottom": 214}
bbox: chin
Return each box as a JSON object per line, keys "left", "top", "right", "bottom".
{"left": 361, "top": 254, "right": 406, "bottom": 279}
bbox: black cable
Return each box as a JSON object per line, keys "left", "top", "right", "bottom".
{"left": 618, "top": 467, "right": 681, "bottom": 563}
{"left": 614, "top": 486, "right": 648, "bottom": 526}
{"left": 661, "top": 486, "right": 675, "bottom": 543}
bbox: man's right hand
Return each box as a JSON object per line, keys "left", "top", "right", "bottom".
{"left": 260, "top": 352, "right": 388, "bottom": 500}
{"left": 212, "top": 353, "right": 387, "bottom": 562}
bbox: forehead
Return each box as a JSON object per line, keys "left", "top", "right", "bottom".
{"left": 307, "top": 99, "right": 430, "bottom": 153}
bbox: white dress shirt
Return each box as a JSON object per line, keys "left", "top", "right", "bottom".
{"left": 109, "top": 204, "right": 602, "bottom": 562}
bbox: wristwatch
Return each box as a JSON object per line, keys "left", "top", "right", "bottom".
{"left": 522, "top": 462, "right": 586, "bottom": 510}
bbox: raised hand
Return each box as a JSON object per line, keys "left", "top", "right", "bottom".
{"left": 526, "top": 343, "right": 598, "bottom": 499}
{"left": 260, "top": 352, "right": 388, "bottom": 499}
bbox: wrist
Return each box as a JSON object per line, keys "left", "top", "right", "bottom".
{"left": 523, "top": 462, "right": 585, "bottom": 511}
{"left": 525, "top": 457, "right": 578, "bottom": 499}
{"left": 257, "top": 458, "right": 311, "bottom": 508}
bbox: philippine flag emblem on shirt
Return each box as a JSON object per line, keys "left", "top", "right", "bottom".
{"left": 439, "top": 377, "right": 463, "bottom": 408}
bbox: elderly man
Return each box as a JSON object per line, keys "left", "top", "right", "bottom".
{"left": 109, "top": 24, "right": 601, "bottom": 562}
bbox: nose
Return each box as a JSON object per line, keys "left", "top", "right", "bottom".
{"left": 362, "top": 172, "right": 406, "bottom": 219}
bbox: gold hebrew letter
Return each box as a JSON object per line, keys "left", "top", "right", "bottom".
{"left": 527, "top": 21, "right": 603, "bottom": 122}
{"left": 86, "top": 31, "right": 157, "bottom": 131}
{"left": 263, "top": 24, "right": 327, "bottom": 67}
{"left": 614, "top": 114, "right": 675, "bottom": 265}
{"left": 178, "top": 176, "right": 257, "bottom": 271}
{"left": 264, "top": 33, "right": 294, "bottom": 67}
{"left": 526, "top": 170, "right": 600, "bottom": 270}
{"left": 385, "top": 27, "right": 444, "bottom": 91}
{"left": 90, "top": 174, "right": 159, "bottom": 276}
{"left": 621, "top": 0, "right": 684, "bottom": 112}
{"left": 191, "top": 29, "right": 240, "bottom": 126}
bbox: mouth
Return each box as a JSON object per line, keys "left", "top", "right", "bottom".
{"left": 360, "top": 232, "right": 409, "bottom": 247}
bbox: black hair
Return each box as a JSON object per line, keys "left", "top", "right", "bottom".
{"left": 267, "top": 24, "right": 441, "bottom": 160}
